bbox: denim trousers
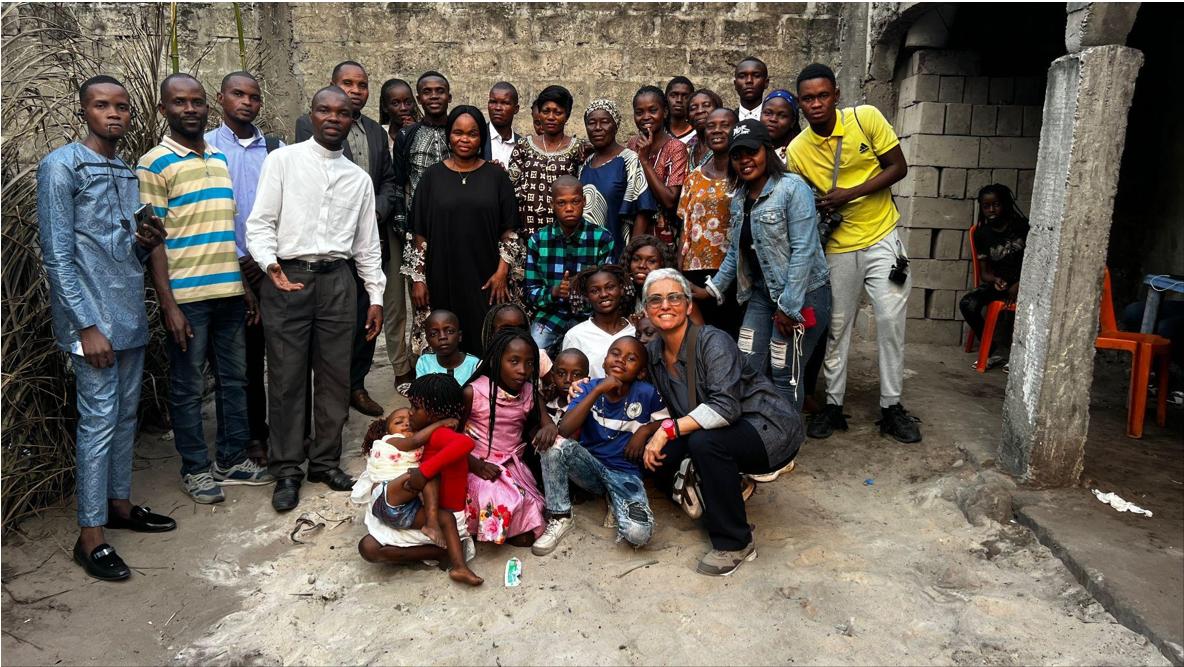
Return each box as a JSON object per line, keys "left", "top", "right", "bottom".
{"left": 165, "top": 296, "right": 249, "bottom": 476}
{"left": 530, "top": 320, "right": 563, "bottom": 358}
{"left": 72, "top": 346, "right": 144, "bottom": 527}
{"left": 540, "top": 438, "right": 654, "bottom": 547}
{"left": 739, "top": 282, "right": 832, "bottom": 411}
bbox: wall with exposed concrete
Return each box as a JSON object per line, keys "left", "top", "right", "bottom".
{"left": 56, "top": 2, "right": 851, "bottom": 140}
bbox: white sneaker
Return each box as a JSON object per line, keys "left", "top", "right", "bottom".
{"left": 531, "top": 516, "right": 573, "bottom": 556}
{"left": 182, "top": 471, "right": 224, "bottom": 504}
{"left": 212, "top": 458, "right": 275, "bottom": 486}
{"left": 748, "top": 460, "right": 796, "bottom": 484}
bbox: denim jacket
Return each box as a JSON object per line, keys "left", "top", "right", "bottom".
{"left": 707, "top": 173, "right": 829, "bottom": 321}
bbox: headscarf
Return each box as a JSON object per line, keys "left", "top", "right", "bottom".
{"left": 584, "top": 98, "right": 621, "bottom": 126}
{"left": 764, "top": 89, "right": 799, "bottom": 116}
{"left": 446, "top": 105, "right": 490, "bottom": 152}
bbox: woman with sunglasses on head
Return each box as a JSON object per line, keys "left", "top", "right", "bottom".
{"left": 639, "top": 268, "right": 803, "bottom": 577}
{"left": 701, "top": 119, "right": 831, "bottom": 412}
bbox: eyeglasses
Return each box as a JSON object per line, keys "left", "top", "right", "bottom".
{"left": 645, "top": 293, "right": 689, "bottom": 308}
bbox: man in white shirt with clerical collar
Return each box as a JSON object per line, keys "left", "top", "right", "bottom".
{"left": 246, "top": 86, "right": 386, "bottom": 513}
{"left": 735, "top": 56, "right": 770, "bottom": 122}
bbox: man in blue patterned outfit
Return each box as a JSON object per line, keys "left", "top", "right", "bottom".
{"left": 37, "top": 75, "right": 175, "bottom": 581}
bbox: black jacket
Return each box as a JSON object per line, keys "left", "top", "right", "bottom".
{"left": 294, "top": 112, "right": 398, "bottom": 245}
{"left": 482, "top": 128, "right": 521, "bottom": 162}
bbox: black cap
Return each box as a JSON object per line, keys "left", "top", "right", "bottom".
{"left": 728, "top": 119, "right": 770, "bottom": 154}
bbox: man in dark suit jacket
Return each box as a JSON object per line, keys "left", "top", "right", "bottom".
{"left": 294, "top": 61, "right": 401, "bottom": 417}
{"left": 483, "top": 81, "right": 522, "bottom": 167}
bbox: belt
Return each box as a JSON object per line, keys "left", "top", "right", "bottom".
{"left": 278, "top": 258, "right": 345, "bottom": 273}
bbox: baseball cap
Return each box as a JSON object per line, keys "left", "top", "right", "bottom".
{"left": 728, "top": 119, "right": 770, "bottom": 154}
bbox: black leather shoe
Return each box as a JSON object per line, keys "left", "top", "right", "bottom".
{"left": 307, "top": 467, "right": 354, "bottom": 491}
{"left": 272, "top": 478, "right": 301, "bottom": 512}
{"left": 106, "top": 505, "right": 177, "bottom": 533}
{"left": 73, "top": 540, "right": 130, "bottom": 581}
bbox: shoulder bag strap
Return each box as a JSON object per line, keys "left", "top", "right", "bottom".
{"left": 830, "top": 110, "right": 845, "bottom": 191}
{"left": 685, "top": 324, "right": 701, "bottom": 409}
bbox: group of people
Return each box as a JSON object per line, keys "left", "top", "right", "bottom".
{"left": 41, "top": 53, "right": 1029, "bottom": 584}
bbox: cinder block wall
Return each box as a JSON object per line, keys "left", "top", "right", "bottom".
{"left": 57, "top": 3, "right": 845, "bottom": 140}
{"left": 891, "top": 49, "right": 1044, "bottom": 345}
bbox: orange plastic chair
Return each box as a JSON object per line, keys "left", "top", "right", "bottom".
{"left": 962, "top": 224, "right": 1017, "bottom": 372}
{"left": 1095, "top": 268, "right": 1171, "bottom": 438}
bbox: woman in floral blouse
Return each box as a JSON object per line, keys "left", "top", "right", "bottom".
{"left": 678, "top": 107, "right": 741, "bottom": 336}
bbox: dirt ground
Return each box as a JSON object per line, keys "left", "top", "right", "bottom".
{"left": 0, "top": 340, "right": 1170, "bottom": 666}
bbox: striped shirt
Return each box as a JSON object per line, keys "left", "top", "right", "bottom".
{"left": 137, "top": 135, "right": 243, "bottom": 304}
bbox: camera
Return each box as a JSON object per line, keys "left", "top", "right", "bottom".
{"left": 889, "top": 255, "right": 910, "bottom": 285}
{"left": 817, "top": 209, "right": 843, "bottom": 246}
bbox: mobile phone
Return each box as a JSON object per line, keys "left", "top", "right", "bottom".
{"left": 134, "top": 203, "right": 153, "bottom": 228}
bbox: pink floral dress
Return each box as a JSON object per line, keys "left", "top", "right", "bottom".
{"left": 464, "top": 377, "right": 546, "bottom": 543}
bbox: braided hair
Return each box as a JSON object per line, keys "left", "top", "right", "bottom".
{"left": 572, "top": 263, "right": 632, "bottom": 318}
{"left": 465, "top": 328, "right": 541, "bottom": 458}
{"left": 406, "top": 373, "right": 466, "bottom": 423}
{"left": 480, "top": 302, "right": 530, "bottom": 352}
{"left": 632, "top": 85, "right": 671, "bottom": 132}
{"left": 976, "top": 184, "right": 1028, "bottom": 226}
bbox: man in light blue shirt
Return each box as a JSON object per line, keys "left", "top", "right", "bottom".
{"left": 205, "top": 70, "right": 281, "bottom": 467}
{"left": 38, "top": 75, "right": 173, "bottom": 581}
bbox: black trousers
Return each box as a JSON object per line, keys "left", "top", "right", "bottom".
{"left": 349, "top": 261, "right": 377, "bottom": 393}
{"left": 684, "top": 269, "right": 742, "bottom": 339}
{"left": 261, "top": 262, "right": 355, "bottom": 481}
{"left": 959, "top": 285, "right": 1010, "bottom": 340}
{"left": 244, "top": 305, "right": 270, "bottom": 443}
{"left": 655, "top": 420, "right": 778, "bottom": 551}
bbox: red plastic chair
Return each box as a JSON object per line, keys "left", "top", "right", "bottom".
{"left": 1095, "top": 268, "right": 1171, "bottom": 438}
{"left": 962, "top": 224, "right": 1017, "bottom": 372}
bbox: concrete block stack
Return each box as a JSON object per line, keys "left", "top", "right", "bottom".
{"left": 890, "top": 49, "right": 1044, "bottom": 344}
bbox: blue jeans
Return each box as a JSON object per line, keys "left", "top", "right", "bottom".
{"left": 740, "top": 283, "right": 832, "bottom": 410}
{"left": 540, "top": 438, "right": 654, "bottom": 547}
{"left": 72, "top": 347, "right": 144, "bottom": 527}
{"left": 166, "top": 296, "right": 249, "bottom": 476}
{"left": 530, "top": 320, "right": 563, "bottom": 357}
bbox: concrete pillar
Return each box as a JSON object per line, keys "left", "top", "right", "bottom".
{"left": 999, "top": 45, "right": 1143, "bottom": 487}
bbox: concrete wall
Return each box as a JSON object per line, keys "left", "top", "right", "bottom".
{"left": 59, "top": 2, "right": 849, "bottom": 141}
{"left": 890, "top": 48, "right": 1045, "bottom": 345}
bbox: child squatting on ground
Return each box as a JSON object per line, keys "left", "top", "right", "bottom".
{"left": 533, "top": 335, "right": 668, "bottom": 555}
{"left": 354, "top": 375, "right": 484, "bottom": 586}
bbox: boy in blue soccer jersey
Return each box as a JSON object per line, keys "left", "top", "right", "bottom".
{"left": 533, "top": 336, "right": 667, "bottom": 555}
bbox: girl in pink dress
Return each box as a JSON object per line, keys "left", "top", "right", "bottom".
{"left": 462, "top": 328, "right": 555, "bottom": 546}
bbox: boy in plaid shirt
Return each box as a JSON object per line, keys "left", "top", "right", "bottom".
{"left": 525, "top": 176, "right": 615, "bottom": 353}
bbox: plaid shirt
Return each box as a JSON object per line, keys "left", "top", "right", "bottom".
{"left": 525, "top": 218, "right": 615, "bottom": 334}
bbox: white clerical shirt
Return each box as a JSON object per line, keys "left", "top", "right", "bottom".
{"left": 246, "top": 139, "right": 385, "bottom": 305}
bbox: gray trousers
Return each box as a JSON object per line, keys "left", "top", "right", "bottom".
{"left": 822, "top": 228, "right": 911, "bottom": 409}
{"left": 383, "top": 235, "right": 411, "bottom": 377}
{"left": 261, "top": 262, "right": 355, "bottom": 481}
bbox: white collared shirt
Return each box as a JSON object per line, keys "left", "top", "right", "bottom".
{"left": 739, "top": 103, "right": 764, "bottom": 122}
{"left": 488, "top": 122, "right": 516, "bottom": 167}
{"left": 246, "top": 139, "right": 386, "bottom": 305}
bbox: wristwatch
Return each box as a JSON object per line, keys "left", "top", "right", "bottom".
{"left": 661, "top": 418, "right": 678, "bottom": 441}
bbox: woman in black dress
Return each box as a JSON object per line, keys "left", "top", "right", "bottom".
{"left": 407, "top": 106, "right": 519, "bottom": 355}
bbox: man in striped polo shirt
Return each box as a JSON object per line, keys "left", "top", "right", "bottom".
{"left": 139, "top": 73, "right": 272, "bottom": 504}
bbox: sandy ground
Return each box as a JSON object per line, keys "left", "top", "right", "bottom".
{"left": 0, "top": 341, "right": 1169, "bottom": 666}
